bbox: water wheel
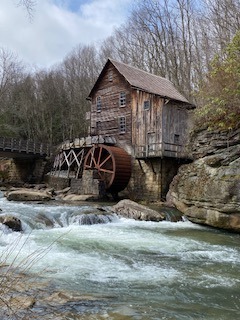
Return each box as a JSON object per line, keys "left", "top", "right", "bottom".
{"left": 84, "top": 144, "right": 131, "bottom": 194}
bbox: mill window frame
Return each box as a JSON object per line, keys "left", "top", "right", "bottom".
{"left": 143, "top": 100, "right": 151, "bottom": 110}
{"left": 119, "top": 116, "right": 126, "bottom": 134}
{"left": 96, "top": 96, "right": 102, "bottom": 112}
{"left": 119, "top": 92, "right": 126, "bottom": 107}
{"left": 174, "top": 134, "right": 180, "bottom": 144}
{"left": 108, "top": 70, "right": 113, "bottom": 82}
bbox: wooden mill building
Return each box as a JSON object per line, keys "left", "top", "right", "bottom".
{"left": 50, "top": 58, "right": 193, "bottom": 201}
{"left": 86, "top": 58, "right": 193, "bottom": 200}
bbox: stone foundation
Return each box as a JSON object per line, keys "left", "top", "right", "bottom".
{"left": 45, "top": 157, "right": 188, "bottom": 202}
{"left": 0, "top": 158, "right": 47, "bottom": 185}
{"left": 127, "top": 157, "right": 186, "bottom": 202}
{"left": 70, "top": 171, "right": 99, "bottom": 195}
{"left": 44, "top": 175, "right": 70, "bottom": 190}
{"left": 45, "top": 171, "right": 99, "bottom": 195}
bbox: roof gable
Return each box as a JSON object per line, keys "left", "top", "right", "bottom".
{"left": 88, "top": 58, "right": 190, "bottom": 104}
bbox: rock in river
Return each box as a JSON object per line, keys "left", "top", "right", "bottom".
{"left": 6, "top": 189, "right": 53, "bottom": 202}
{"left": 0, "top": 215, "right": 22, "bottom": 232}
{"left": 112, "top": 199, "right": 165, "bottom": 221}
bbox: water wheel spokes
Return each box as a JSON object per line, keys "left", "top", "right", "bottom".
{"left": 84, "top": 144, "right": 131, "bottom": 193}
{"left": 84, "top": 145, "right": 115, "bottom": 188}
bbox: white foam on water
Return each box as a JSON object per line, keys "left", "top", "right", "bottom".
{"left": 1, "top": 192, "right": 240, "bottom": 319}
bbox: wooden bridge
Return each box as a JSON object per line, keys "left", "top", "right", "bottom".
{"left": 0, "top": 137, "right": 50, "bottom": 158}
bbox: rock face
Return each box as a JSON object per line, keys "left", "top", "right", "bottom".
{"left": 167, "top": 129, "right": 240, "bottom": 232}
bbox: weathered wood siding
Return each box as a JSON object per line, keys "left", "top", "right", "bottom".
{"left": 162, "top": 102, "right": 189, "bottom": 157}
{"left": 89, "top": 61, "right": 190, "bottom": 159}
{"left": 132, "top": 90, "right": 164, "bottom": 158}
{"left": 90, "top": 64, "right": 132, "bottom": 150}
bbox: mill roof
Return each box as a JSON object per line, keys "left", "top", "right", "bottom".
{"left": 88, "top": 58, "right": 190, "bottom": 104}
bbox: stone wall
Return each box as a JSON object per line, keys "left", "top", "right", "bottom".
{"left": 126, "top": 158, "right": 185, "bottom": 202}
{"left": 0, "top": 157, "right": 48, "bottom": 186}
{"left": 167, "top": 128, "right": 240, "bottom": 232}
{"left": 44, "top": 175, "right": 70, "bottom": 190}
{"left": 70, "top": 171, "right": 99, "bottom": 195}
{"left": 45, "top": 171, "right": 99, "bottom": 195}
{"left": 32, "top": 159, "right": 48, "bottom": 183}
{"left": 0, "top": 159, "right": 11, "bottom": 182}
{"left": 126, "top": 159, "right": 161, "bottom": 201}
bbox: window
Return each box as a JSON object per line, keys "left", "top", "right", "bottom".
{"left": 96, "top": 121, "right": 101, "bottom": 131}
{"left": 96, "top": 96, "right": 101, "bottom": 112}
{"left": 119, "top": 116, "right": 126, "bottom": 133}
{"left": 174, "top": 134, "right": 180, "bottom": 144}
{"left": 119, "top": 92, "right": 126, "bottom": 107}
{"left": 108, "top": 71, "right": 113, "bottom": 82}
{"left": 143, "top": 100, "right": 150, "bottom": 110}
{"left": 148, "top": 132, "right": 156, "bottom": 153}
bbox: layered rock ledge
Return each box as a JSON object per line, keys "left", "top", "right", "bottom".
{"left": 167, "top": 129, "right": 240, "bottom": 232}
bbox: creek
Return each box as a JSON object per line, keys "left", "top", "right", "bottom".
{"left": 0, "top": 191, "right": 240, "bottom": 319}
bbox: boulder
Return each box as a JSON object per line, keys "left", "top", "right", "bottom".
{"left": 6, "top": 189, "right": 53, "bottom": 201}
{"left": 0, "top": 215, "right": 22, "bottom": 232}
{"left": 112, "top": 199, "right": 165, "bottom": 221}
{"left": 167, "top": 128, "right": 240, "bottom": 232}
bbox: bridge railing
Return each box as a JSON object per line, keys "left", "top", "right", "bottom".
{"left": 0, "top": 137, "right": 50, "bottom": 156}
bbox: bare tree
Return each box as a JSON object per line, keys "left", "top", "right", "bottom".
{"left": 202, "top": 0, "right": 240, "bottom": 52}
{"left": 99, "top": 0, "right": 240, "bottom": 104}
{"left": 59, "top": 44, "right": 101, "bottom": 140}
{"left": 100, "top": 0, "right": 199, "bottom": 102}
{"left": 0, "top": 48, "right": 25, "bottom": 136}
{"left": 16, "top": 0, "right": 36, "bottom": 20}
{"left": 0, "top": 48, "right": 23, "bottom": 100}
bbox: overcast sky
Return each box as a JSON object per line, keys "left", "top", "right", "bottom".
{"left": 0, "top": 0, "right": 134, "bottom": 69}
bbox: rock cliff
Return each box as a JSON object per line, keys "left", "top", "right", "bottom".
{"left": 167, "top": 129, "right": 240, "bottom": 232}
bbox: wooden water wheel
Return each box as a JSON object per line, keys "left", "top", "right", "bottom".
{"left": 84, "top": 144, "right": 131, "bottom": 193}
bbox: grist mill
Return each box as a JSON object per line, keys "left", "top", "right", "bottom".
{"left": 48, "top": 58, "right": 194, "bottom": 201}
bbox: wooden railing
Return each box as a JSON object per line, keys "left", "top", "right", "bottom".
{"left": 0, "top": 137, "right": 50, "bottom": 156}
{"left": 58, "top": 135, "right": 116, "bottom": 151}
{"left": 135, "top": 142, "right": 189, "bottom": 159}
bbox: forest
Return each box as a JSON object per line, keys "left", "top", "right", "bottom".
{"left": 0, "top": 0, "right": 239, "bottom": 146}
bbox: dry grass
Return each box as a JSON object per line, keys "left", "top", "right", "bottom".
{"left": 0, "top": 231, "right": 65, "bottom": 319}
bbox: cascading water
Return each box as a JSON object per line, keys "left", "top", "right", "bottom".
{"left": 0, "top": 191, "right": 240, "bottom": 319}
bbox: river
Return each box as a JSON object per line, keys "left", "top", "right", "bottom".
{"left": 0, "top": 191, "right": 239, "bottom": 319}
